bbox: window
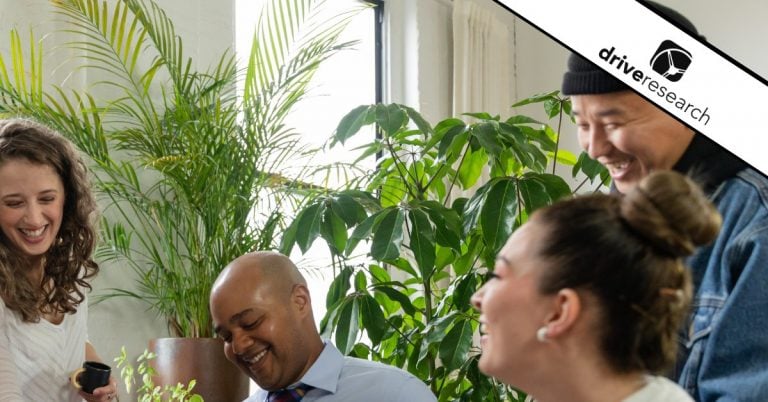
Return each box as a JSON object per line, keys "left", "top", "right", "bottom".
{"left": 235, "top": 0, "right": 381, "bottom": 342}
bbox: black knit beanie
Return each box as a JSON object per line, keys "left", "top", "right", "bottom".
{"left": 561, "top": 1, "right": 705, "bottom": 95}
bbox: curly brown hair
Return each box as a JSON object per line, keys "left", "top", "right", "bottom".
{"left": 0, "top": 118, "right": 99, "bottom": 322}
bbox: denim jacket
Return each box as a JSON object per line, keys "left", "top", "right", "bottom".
{"left": 671, "top": 138, "right": 768, "bottom": 401}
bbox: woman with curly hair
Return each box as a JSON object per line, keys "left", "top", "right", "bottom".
{"left": 0, "top": 119, "right": 118, "bottom": 401}
{"left": 472, "top": 171, "right": 722, "bottom": 402}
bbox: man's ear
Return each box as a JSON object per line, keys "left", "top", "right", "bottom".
{"left": 291, "top": 284, "right": 312, "bottom": 316}
{"left": 542, "top": 288, "right": 581, "bottom": 339}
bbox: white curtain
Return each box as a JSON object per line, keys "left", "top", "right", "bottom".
{"left": 451, "top": 0, "right": 515, "bottom": 197}
{"left": 452, "top": 0, "right": 514, "bottom": 118}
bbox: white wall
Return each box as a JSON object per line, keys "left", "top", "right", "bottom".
{"left": 660, "top": 0, "right": 768, "bottom": 78}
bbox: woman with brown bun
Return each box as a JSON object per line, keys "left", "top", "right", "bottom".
{"left": 472, "top": 171, "right": 721, "bottom": 402}
{"left": 0, "top": 119, "right": 118, "bottom": 402}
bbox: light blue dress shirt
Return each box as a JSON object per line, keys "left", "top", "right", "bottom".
{"left": 246, "top": 341, "right": 437, "bottom": 402}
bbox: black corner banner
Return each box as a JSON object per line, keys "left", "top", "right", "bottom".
{"left": 494, "top": 0, "right": 768, "bottom": 177}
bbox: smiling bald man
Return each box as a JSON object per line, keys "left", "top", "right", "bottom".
{"left": 210, "top": 251, "right": 437, "bottom": 402}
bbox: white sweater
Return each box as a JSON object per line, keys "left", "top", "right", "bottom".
{"left": 0, "top": 298, "right": 87, "bottom": 402}
{"left": 623, "top": 376, "right": 694, "bottom": 402}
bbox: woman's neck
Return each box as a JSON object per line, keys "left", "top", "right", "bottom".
{"left": 526, "top": 357, "right": 646, "bottom": 402}
{"left": 24, "top": 256, "right": 46, "bottom": 286}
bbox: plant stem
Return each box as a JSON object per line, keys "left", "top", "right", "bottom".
{"left": 572, "top": 176, "right": 591, "bottom": 194}
{"left": 385, "top": 137, "right": 419, "bottom": 200}
{"left": 422, "top": 162, "right": 447, "bottom": 195}
{"left": 423, "top": 277, "right": 437, "bottom": 394}
{"left": 552, "top": 99, "right": 564, "bottom": 175}
{"left": 443, "top": 142, "right": 472, "bottom": 207}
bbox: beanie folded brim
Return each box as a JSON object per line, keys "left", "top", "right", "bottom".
{"left": 561, "top": 65, "right": 629, "bottom": 95}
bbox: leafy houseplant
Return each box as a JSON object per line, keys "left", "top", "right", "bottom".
{"left": 0, "top": 0, "right": 360, "bottom": 338}
{"left": 115, "top": 347, "right": 203, "bottom": 402}
{"left": 280, "top": 92, "right": 608, "bottom": 401}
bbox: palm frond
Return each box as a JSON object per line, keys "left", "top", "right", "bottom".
{"left": 0, "top": 0, "right": 367, "bottom": 338}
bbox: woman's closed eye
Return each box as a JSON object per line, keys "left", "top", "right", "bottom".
{"left": 484, "top": 272, "right": 499, "bottom": 283}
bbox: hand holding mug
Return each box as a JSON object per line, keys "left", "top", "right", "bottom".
{"left": 70, "top": 361, "right": 117, "bottom": 400}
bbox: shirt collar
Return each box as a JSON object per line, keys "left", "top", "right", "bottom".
{"left": 296, "top": 340, "right": 344, "bottom": 394}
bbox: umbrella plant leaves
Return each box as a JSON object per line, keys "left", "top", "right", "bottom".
{"left": 409, "top": 209, "right": 436, "bottom": 279}
{"left": 334, "top": 104, "right": 373, "bottom": 145}
{"left": 480, "top": 178, "right": 518, "bottom": 255}
{"left": 371, "top": 208, "right": 405, "bottom": 261}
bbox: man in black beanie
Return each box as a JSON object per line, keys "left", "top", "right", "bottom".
{"left": 561, "top": 2, "right": 768, "bottom": 401}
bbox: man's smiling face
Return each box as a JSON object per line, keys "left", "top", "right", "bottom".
{"left": 210, "top": 256, "right": 313, "bottom": 391}
{"left": 572, "top": 91, "right": 694, "bottom": 193}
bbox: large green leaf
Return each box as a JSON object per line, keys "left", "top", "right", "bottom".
{"left": 438, "top": 127, "right": 469, "bottom": 162}
{"left": 462, "top": 182, "right": 492, "bottom": 235}
{"left": 544, "top": 98, "right": 563, "bottom": 118}
{"left": 424, "top": 311, "right": 460, "bottom": 345}
{"left": 375, "top": 103, "right": 408, "bottom": 137}
{"left": 401, "top": 104, "right": 433, "bottom": 137}
{"left": 368, "top": 264, "right": 391, "bottom": 284}
{"left": 380, "top": 173, "right": 408, "bottom": 208}
{"left": 409, "top": 209, "right": 435, "bottom": 279}
{"left": 425, "top": 118, "right": 463, "bottom": 155}
{"left": 573, "top": 151, "right": 609, "bottom": 182}
{"left": 360, "top": 294, "right": 388, "bottom": 344}
{"left": 354, "top": 271, "right": 367, "bottom": 292}
{"left": 480, "top": 178, "right": 518, "bottom": 255}
{"left": 452, "top": 273, "right": 480, "bottom": 311}
{"left": 320, "top": 206, "right": 348, "bottom": 255}
{"left": 331, "top": 194, "right": 368, "bottom": 227}
{"left": 438, "top": 319, "right": 473, "bottom": 371}
{"left": 505, "top": 115, "right": 542, "bottom": 125}
{"left": 335, "top": 297, "right": 360, "bottom": 355}
{"left": 334, "top": 104, "right": 374, "bottom": 145}
{"left": 457, "top": 148, "right": 488, "bottom": 189}
{"left": 472, "top": 122, "right": 504, "bottom": 159}
{"left": 277, "top": 211, "right": 301, "bottom": 254}
{"left": 295, "top": 202, "right": 324, "bottom": 253}
{"left": 345, "top": 210, "right": 383, "bottom": 256}
{"left": 420, "top": 200, "right": 462, "bottom": 251}
{"left": 326, "top": 266, "right": 353, "bottom": 309}
{"left": 518, "top": 173, "right": 571, "bottom": 215}
{"left": 512, "top": 90, "right": 559, "bottom": 107}
{"left": 371, "top": 208, "right": 405, "bottom": 261}
{"left": 372, "top": 283, "right": 417, "bottom": 316}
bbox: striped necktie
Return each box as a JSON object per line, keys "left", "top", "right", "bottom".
{"left": 267, "top": 383, "right": 314, "bottom": 402}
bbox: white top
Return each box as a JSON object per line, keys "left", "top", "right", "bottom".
{"left": 246, "top": 341, "right": 437, "bottom": 402}
{"left": 623, "top": 376, "right": 694, "bottom": 402}
{"left": 0, "top": 297, "right": 88, "bottom": 402}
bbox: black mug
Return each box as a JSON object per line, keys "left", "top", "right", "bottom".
{"left": 70, "top": 361, "right": 111, "bottom": 394}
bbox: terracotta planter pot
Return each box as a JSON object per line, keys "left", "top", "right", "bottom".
{"left": 148, "top": 338, "right": 250, "bottom": 402}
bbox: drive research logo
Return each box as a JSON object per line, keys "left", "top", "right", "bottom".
{"left": 597, "top": 45, "right": 710, "bottom": 125}
{"left": 650, "top": 40, "right": 692, "bottom": 82}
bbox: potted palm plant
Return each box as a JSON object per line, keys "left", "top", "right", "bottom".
{"left": 0, "top": 0, "right": 364, "bottom": 399}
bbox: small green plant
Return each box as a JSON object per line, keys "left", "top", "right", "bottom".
{"left": 115, "top": 347, "right": 203, "bottom": 402}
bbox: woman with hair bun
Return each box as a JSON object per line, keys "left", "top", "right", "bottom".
{"left": 471, "top": 170, "right": 721, "bottom": 402}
